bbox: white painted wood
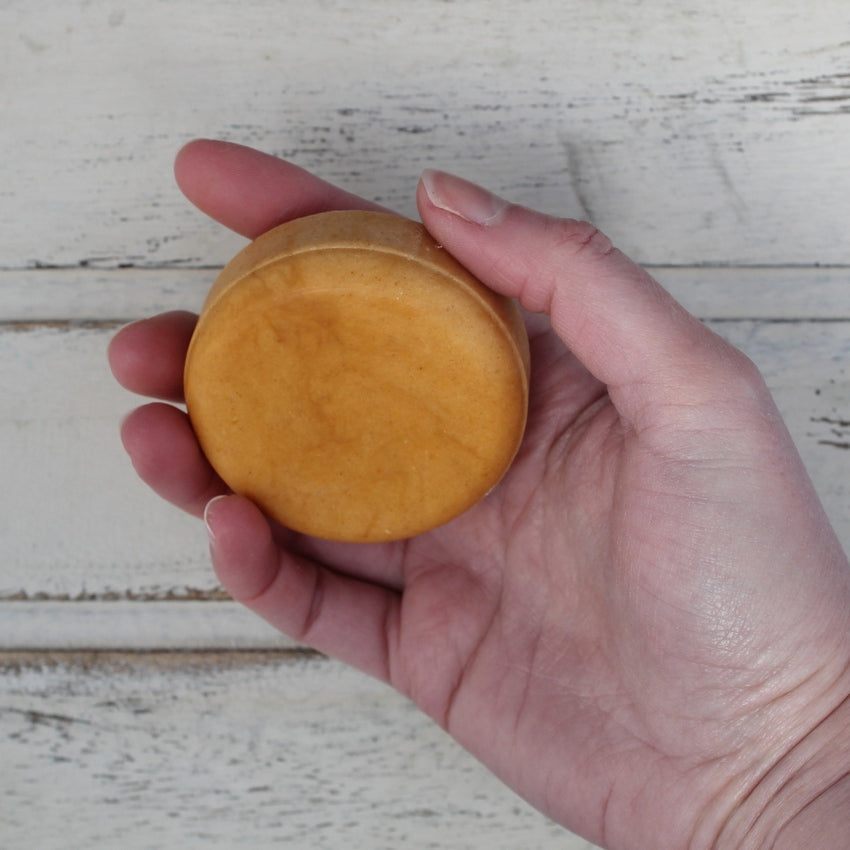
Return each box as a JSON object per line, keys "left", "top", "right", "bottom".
{"left": 0, "top": 268, "right": 216, "bottom": 321}
{"left": 0, "top": 601, "right": 294, "bottom": 651}
{"left": 0, "top": 324, "right": 214, "bottom": 601}
{"left": 0, "top": 652, "right": 595, "bottom": 849}
{"left": 3, "top": 265, "right": 850, "bottom": 322}
{"left": 0, "top": 653, "right": 591, "bottom": 850}
{"left": 3, "top": 0, "right": 849, "bottom": 268}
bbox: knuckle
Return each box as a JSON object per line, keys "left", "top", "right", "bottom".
{"left": 547, "top": 217, "right": 615, "bottom": 260}
{"left": 714, "top": 338, "right": 769, "bottom": 397}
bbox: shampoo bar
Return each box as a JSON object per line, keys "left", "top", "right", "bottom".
{"left": 184, "top": 210, "right": 530, "bottom": 542}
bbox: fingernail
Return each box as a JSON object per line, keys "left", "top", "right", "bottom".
{"left": 204, "top": 494, "right": 228, "bottom": 543}
{"left": 420, "top": 169, "right": 508, "bottom": 226}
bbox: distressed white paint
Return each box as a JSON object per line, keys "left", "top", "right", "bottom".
{"left": 3, "top": 0, "right": 850, "bottom": 268}
{"left": 2, "top": 1, "right": 850, "bottom": 847}
{"left": 0, "top": 653, "right": 588, "bottom": 849}
{"left": 0, "top": 601, "right": 294, "bottom": 650}
{"left": 0, "top": 323, "right": 214, "bottom": 600}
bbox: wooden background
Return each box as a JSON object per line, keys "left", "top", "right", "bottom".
{"left": 2, "top": 2, "right": 849, "bottom": 847}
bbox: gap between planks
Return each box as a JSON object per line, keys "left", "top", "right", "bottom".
{"left": 0, "top": 648, "right": 321, "bottom": 675}
{"left": 0, "top": 601, "right": 301, "bottom": 652}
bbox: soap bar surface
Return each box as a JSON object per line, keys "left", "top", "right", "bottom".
{"left": 184, "top": 211, "right": 530, "bottom": 542}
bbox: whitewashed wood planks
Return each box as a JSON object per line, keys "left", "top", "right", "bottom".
{"left": 4, "top": 0, "right": 850, "bottom": 269}
{"left": 1, "top": 652, "right": 590, "bottom": 849}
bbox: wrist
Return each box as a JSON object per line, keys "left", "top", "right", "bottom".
{"left": 717, "top": 693, "right": 850, "bottom": 849}
{"left": 773, "top": 767, "right": 850, "bottom": 848}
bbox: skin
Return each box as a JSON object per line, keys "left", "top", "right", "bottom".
{"left": 109, "top": 140, "right": 850, "bottom": 849}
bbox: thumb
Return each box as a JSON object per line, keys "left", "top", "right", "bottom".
{"left": 417, "top": 170, "right": 751, "bottom": 421}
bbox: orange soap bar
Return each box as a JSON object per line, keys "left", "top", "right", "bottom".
{"left": 184, "top": 210, "right": 530, "bottom": 542}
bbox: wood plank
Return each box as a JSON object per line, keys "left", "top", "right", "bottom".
{"left": 2, "top": 265, "right": 850, "bottom": 323}
{"left": 0, "top": 323, "right": 214, "bottom": 601}
{"left": 1, "top": 315, "right": 848, "bottom": 647}
{"left": 0, "top": 601, "right": 294, "bottom": 651}
{"left": 2, "top": 0, "right": 849, "bottom": 268}
{"left": 0, "top": 651, "right": 594, "bottom": 849}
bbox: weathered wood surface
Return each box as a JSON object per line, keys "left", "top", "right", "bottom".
{"left": 2, "top": 1, "right": 849, "bottom": 847}
{"left": 0, "top": 652, "right": 581, "bottom": 849}
{"left": 4, "top": 0, "right": 849, "bottom": 268}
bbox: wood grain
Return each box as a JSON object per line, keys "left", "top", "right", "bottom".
{"left": 4, "top": 0, "right": 849, "bottom": 268}
{"left": 0, "top": 651, "right": 589, "bottom": 849}
{"left": 0, "top": 602, "right": 293, "bottom": 651}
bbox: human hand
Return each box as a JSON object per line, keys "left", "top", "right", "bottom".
{"left": 109, "top": 140, "right": 850, "bottom": 849}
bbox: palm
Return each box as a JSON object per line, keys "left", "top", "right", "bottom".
{"left": 383, "top": 333, "right": 703, "bottom": 836}
{"left": 383, "top": 318, "right": 839, "bottom": 842}
{"left": 326, "top": 310, "right": 732, "bottom": 839}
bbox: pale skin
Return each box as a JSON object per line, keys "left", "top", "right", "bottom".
{"left": 109, "top": 140, "right": 850, "bottom": 849}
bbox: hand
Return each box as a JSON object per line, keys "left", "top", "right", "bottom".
{"left": 109, "top": 140, "right": 850, "bottom": 849}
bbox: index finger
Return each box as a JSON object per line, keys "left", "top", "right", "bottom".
{"left": 174, "top": 139, "right": 389, "bottom": 238}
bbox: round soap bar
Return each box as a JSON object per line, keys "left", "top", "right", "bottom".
{"left": 184, "top": 210, "right": 530, "bottom": 543}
